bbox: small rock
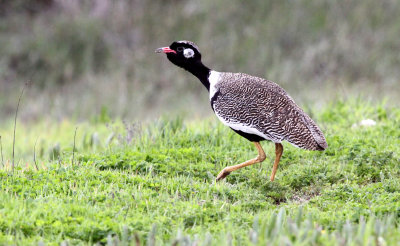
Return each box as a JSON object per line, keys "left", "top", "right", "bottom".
{"left": 359, "top": 119, "right": 376, "bottom": 127}
{"left": 352, "top": 119, "right": 377, "bottom": 128}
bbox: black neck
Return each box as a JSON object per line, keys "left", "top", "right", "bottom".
{"left": 184, "top": 61, "right": 211, "bottom": 91}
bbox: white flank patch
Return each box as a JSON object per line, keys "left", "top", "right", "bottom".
{"left": 208, "top": 70, "right": 221, "bottom": 100}
{"left": 214, "top": 111, "right": 279, "bottom": 142}
{"left": 183, "top": 48, "right": 195, "bottom": 58}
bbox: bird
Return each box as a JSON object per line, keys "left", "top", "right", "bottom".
{"left": 155, "top": 40, "right": 327, "bottom": 182}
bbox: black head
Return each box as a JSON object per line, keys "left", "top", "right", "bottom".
{"left": 155, "top": 40, "right": 202, "bottom": 69}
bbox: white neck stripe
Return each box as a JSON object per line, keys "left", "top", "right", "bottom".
{"left": 208, "top": 70, "right": 221, "bottom": 100}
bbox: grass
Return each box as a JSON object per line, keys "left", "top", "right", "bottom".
{"left": 0, "top": 99, "right": 399, "bottom": 245}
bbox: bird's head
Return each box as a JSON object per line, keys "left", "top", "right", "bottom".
{"left": 155, "top": 40, "right": 202, "bottom": 69}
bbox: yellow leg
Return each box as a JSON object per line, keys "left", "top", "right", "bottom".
{"left": 270, "top": 143, "right": 283, "bottom": 181}
{"left": 216, "top": 142, "right": 266, "bottom": 181}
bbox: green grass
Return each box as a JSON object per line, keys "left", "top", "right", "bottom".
{"left": 0, "top": 100, "right": 400, "bottom": 245}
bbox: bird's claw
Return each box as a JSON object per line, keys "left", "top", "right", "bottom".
{"left": 216, "top": 169, "right": 231, "bottom": 181}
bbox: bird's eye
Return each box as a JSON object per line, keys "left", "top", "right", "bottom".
{"left": 177, "top": 47, "right": 184, "bottom": 52}
{"left": 183, "top": 48, "right": 195, "bottom": 58}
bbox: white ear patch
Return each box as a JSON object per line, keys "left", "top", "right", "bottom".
{"left": 183, "top": 48, "right": 195, "bottom": 58}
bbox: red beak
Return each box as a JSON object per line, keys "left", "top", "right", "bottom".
{"left": 155, "top": 47, "right": 177, "bottom": 54}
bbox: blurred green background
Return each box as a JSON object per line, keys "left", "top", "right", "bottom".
{"left": 1, "top": 0, "right": 399, "bottom": 122}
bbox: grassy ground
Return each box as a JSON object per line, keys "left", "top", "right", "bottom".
{"left": 0, "top": 99, "right": 399, "bottom": 245}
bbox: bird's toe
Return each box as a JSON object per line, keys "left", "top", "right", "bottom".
{"left": 216, "top": 169, "right": 231, "bottom": 181}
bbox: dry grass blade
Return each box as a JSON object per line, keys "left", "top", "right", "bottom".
{"left": 72, "top": 127, "right": 78, "bottom": 166}
{"left": 33, "top": 137, "right": 39, "bottom": 171}
{"left": 0, "top": 136, "right": 3, "bottom": 168}
{"left": 12, "top": 83, "right": 27, "bottom": 173}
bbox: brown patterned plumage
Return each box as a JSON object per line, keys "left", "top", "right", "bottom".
{"left": 156, "top": 40, "right": 328, "bottom": 182}
{"left": 211, "top": 72, "right": 327, "bottom": 151}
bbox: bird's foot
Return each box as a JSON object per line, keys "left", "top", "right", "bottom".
{"left": 216, "top": 168, "right": 231, "bottom": 181}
